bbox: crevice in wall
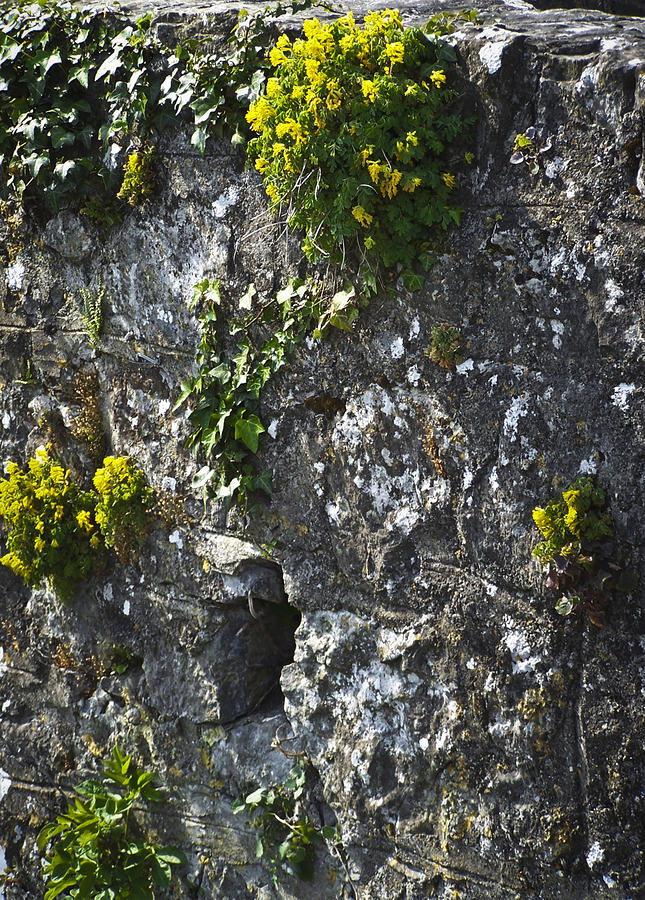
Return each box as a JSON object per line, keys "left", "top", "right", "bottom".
{"left": 526, "top": 0, "right": 644, "bottom": 17}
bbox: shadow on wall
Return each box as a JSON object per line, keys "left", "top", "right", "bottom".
{"left": 526, "top": 0, "right": 645, "bottom": 16}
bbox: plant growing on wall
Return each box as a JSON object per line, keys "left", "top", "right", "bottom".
{"left": 424, "top": 321, "right": 462, "bottom": 369}
{"left": 116, "top": 146, "right": 156, "bottom": 206}
{"left": 232, "top": 762, "right": 337, "bottom": 886}
{"left": 0, "top": 447, "right": 103, "bottom": 602}
{"left": 0, "top": 0, "right": 332, "bottom": 212}
{"left": 532, "top": 475, "right": 636, "bottom": 626}
{"left": 246, "top": 9, "right": 467, "bottom": 289}
{"left": 93, "top": 455, "right": 155, "bottom": 561}
{"left": 37, "top": 746, "right": 186, "bottom": 899}
{"left": 0, "top": 448, "right": 153, "bottom": 600}
{"left": 175, "top": 276, "right": 356, "bottom": 509}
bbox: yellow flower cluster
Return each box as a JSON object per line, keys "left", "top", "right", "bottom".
{"left": 0, "top": 447, "right": 102, "bottom": 598}
{"left": 352, "top": 205, "right": 373, "bottom": 227}
{"left": 246, "top": 8, "right": 465, "bottom": 275}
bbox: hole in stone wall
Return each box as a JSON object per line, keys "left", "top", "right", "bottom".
{"left": 226, "top": 559, "right": 300, "bottom": 718}
{"left": 526, "top": 0, "right": 644, "bottom": 16}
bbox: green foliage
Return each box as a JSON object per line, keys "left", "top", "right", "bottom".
{"left": 232, "top": 762, "right": 337, "bottom": 886}
{"left": 246, "top": 9, "right": 468, "bottom": 287}
{"left": 0, "top": 1, "right": 161, "bottom": 209}
{"left": 532, "top": 476, "right": 635, "bottom": 626}
{"left": 116, "top": 146, "right": 156, "bottom": 206}
{"left": 104, "top": 642, "right": 143, "bottom": 675}
{"left": 424, "top": 321, "right": 462, "bottom": 370}
{"left": 0, "top": 449, "right": 153, "bottom": 600}
{"left": 532, "top": 477, "right": 612, "bottom": 565}
{"left": 37, "top": 746, "right": 186, "bottom": 900}
{"left": 93, "top": 456, "right": 155, "bottom": 561}
{"left": 0, "top": 447, "right": 102, "bottom": 602}
{"left": 0, "top": 0, "right": 331, "bottom": 212}
{"left": 175, "top": 277, "right": 354, "bottom": 510}
{"left": 79, "top": 279, "right": 106, "bottom": 350}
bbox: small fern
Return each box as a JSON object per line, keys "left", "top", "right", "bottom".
{"left": 80, "top": 279, "right": 105, "bottom": 350}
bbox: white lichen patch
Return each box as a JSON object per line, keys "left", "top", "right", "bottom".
{"left": 612, "top": 383, "right": 635, "bottom": 411}
{"left": 550, "top": 319, "right": 564, "bottom": 350}
{"left": 5, "top": 259, "right": 25, "bottom": 290}
{"left": 586, "top": 841, "right": 604, "bottom": 869}
{"left": 283, "top": 611, "right": 453, "bottom": 818}
{"left": 1, "top": 413, "right": 10, "bottom": 430}
{"left": 503, "top": 394, "right": 529, "bottom": 443}
{"left": 456, "top": 358, "right": 474, "bottom": 375}
{"left": 169, "top": 529, "right": 184, "bottom": 550}
{"left": 479, "top": 38, "right": 509, "bottom": 74}
{"left": 502, "top": 618, "right": 541, "bottom": 675}
{"left": 0, "top": 648, "right": 7, "bottom": 676}
{"left": 0, "top": 769, "right": 11, "bottom": 802}
{"left": 212, "top": 185, "right": 239, "bottom": 218}
{"left": 390, "top": 336, "right": 405, "bottom": 359}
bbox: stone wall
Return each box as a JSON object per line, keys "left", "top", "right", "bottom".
{"left": 1, "top": 2, "right": 644, "bottom": 898}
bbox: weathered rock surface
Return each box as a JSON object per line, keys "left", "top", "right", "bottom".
{"left": 1, "top": 1, "right": 644, "bottom": 899}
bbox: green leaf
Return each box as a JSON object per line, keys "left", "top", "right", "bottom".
{"left": 190, "top": 126, "right": 207, "bottom": 157}
{"left": 155, "top": 846, "right": 187, "bottom": 865}
{"left": 53, "top": 159, "right": 77, "bottom": 182}
{"left": 234, "top": 415, "right": 265, "bottom": 454}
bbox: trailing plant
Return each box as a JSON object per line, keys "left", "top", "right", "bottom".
{"left": 246, "top": 8, "right": 469, "bottom": 289}
{"left": 424, "top": 321, "right": 462, "bottom": 370}
{"left": 117, "top": 146, "right": 156, "bottom": 206}
{"left": 93, "top": 455, "right": 155, "bottom": 562}
{"left": 79, "top": 279, "right": 106, "bottom": 350}
{"left": 175, "top": 276, "right": 356, "bottom": 510}
{"left": 37, "top": 746, "right": 186, "bottom": 900}
{"left": 0, "top": 0, "right": 331, "bottom": 212}
{"left": 0, "top": 447, "right": 102, "bottom": 602}
{"left": 532, "top": 476, "right": 636, "bottom": 626}
{"left": 232, "top": 762, "right": 337, "bottom": 887}
{"left": 0, "top": 449, "right": 153, "bottom": 600}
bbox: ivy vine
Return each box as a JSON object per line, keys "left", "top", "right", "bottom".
{"left": 0, "top": 0, "right": 329, "bottom": 211}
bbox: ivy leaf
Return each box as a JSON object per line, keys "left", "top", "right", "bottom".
{"left": 190, "top": 126, "right": 207, "bottom": 157}
{"left": 239, "top": 283, "right": 256, "bottom": 309}
{"left": 253, "top": 469, "right": 272, "bottom": 496}
{"left": 235, "top": 415, "right": 265, "bottom": 453}
{"left": 53, "top": 160, "right": 77, "bottom": 182}
{"left": 95, "top": 50, "right": 122, "bottom": 82}
{"left": 50, "top": 126, "right": 76, "bottom": 149}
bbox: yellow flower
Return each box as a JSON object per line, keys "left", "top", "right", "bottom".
{"left": 359, "top": 149, "right": 371, "bottom": 167}
{"left": 379, "top": 166, "right": 403, "bottom": 199}
{"left": 76, "top": 510, "right": 92, "bottom": 532}
{"left": 442, "top": 172, "right": 456, "bottom": 189}
{"left": 367, "top": 160, "right": 381, "bottom": 185}
{"left": 352, "top": 206, "right": 373, "bottom": 227}
{"left": 385, "top": 41, "right": 405, "bottom": 66}
{"left": 246, "top": 98, "right": 276, "bottom": 132}
{"left": 402, "top": 176, "right": 422, "bottom": 193}
{"left": 303, "top": 18, "right": 321, "bottom": 39}
{"left": 269, "top": 45, "right": 289, "bottom": 67}
{"left": 90, "top": 534, "right": 101, "bottom": 549}
{"left": 406, "top": 131, "right": 418, "bottom": 146}
{"left": 361, "top": 79, "right": 378, "bottom": 103}
{"left": 34, "top": 536, "right": 45, "bottom": 553}
{"left": 430, "top": 70, "right": 446, "bottom": 88}
{"left": 255, "top": 157, "right": 270, "bottom": 174}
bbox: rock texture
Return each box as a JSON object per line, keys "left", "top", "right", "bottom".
{"left": 1, "top": 2, "right": 645, "bottom": 899}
